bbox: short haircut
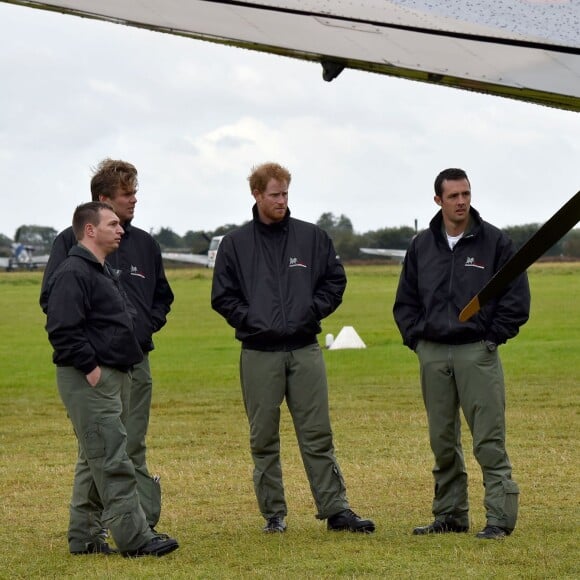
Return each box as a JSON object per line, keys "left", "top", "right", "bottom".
{"left": 434, "top": 168, "right": 470, "bottom": 197}
{"left": 72, "top": 201, "right": 115, "bottom": 240}
{"left": 90, "top": 158, "right": 138, "bottom": 201}
{"left": 248, "top": 162, "right": 292, "bottom": 193}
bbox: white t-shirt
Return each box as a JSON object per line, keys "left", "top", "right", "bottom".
{"left": 446, "top": 232, "right": 464, "bottom": 250}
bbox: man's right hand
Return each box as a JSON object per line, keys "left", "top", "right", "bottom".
{"left": 86, "top": 366, "right": 101, "bottom": 387}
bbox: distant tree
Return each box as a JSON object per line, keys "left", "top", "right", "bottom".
{"left": 315, "top": 213, "right": 361, "bottom": 259}
{"left": 316, "top": 212, "right": 355, "bottom": 235}
{"left": 213, "top": 223, "right": 245, "bottom": 236}
{"left": 183, "top": 230, "right": 212, "bottom": 253}
{"left": 503, "top": 224, "right": 539, "bottom": 249}
{"left": 153, "top": 227, "right": 182, "bottom": 250}
{"left": 0, "top": 233, "right": 12, "bottom": 257}
{"left": 187, "top": 216, "right": 580, "bottom": 264}
{"left": 316, "top": 212, "right": 336, "bottom": 233}
{"left": 503, "top": 223, "right": 565, "bottom": 256}
{"left": 335, "top": 214, "right": 354, "bottom": 233}
{"left": 562, "top": 229, "right": 580, "bottom": 258}
{"left": 335, "top": 231, "right": 366, "bottom": 260}
{"left": 362, "top": 226, "right": 416, "bottom": 251}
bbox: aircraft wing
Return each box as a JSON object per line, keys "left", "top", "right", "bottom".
{"left": 360, "top": 248, "right": 407, "bottom": 259}
{"left": 0, "top": 253, "right": 49, "bottom": 270}
{"left": 33, "top": 254, "right": 50, "bottom": 264}
{"left": 2, "top": 0, "right": 579, "bottom": 111}
{"left": 162, "top": 252, "right": 209, "bottom": 267}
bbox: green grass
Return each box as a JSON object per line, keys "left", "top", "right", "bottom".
{"left": 0, "top": 264, "right": 578, "bottom": 579}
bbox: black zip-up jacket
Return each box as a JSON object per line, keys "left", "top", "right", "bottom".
{"left": 211, "top": 206, "right": 346, "bottom": 351}
{"left": 40, "top": 222, "right": 173, "bottom": 352}
{"left": 393, "top": 207, "right": 530, "bottom": 350}
{"left": 44, "top": 244, "right": 143, "bottom": 373}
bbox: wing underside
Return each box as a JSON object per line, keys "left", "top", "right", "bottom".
{"left": 360, "top": 248, "right": 407, "bottom": 259}
{"left": 2, "top": 0, "right": 579, "bottom": 111}
{"left": 162, "top": 252, "right": 209, "bottom": 266}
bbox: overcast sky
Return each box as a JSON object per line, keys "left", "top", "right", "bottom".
{"left": 1, "top": 2, "right": 579, "bottom": 241}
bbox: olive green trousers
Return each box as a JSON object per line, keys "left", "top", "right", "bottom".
{"left": 57, "top": 365, "right": 154, "bottom": 552}
{"left": 416, "top": 340, "right": 519, "bottom": 531}
{"left": 125, "top": 354, "right": 162, "bottom": 527}
{"left": 240, "top": 344, "right": 349, "bottom": 520}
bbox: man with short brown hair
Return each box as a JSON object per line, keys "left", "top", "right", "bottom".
{"left": 393, "top": 168, "right": 530, "bottom": 540}
{"left": 41, "top": 159, "right": 174, "bottom": 547}
{"left": 43, "top": 201, "right": 178, "bottom": 557}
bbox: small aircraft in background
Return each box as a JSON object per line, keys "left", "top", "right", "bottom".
{"left": 360, "top": 219, "right": 416, "bottom": 261}
{"left": 162, "top": 235, "right": 224, "bottom": 268}
{"left": 161, "top": 251, "right": 210, "bottom": 267}
{"left": 359, "top": 247, "right": 407, "bottom": 261}
{"left": 206, "top": 235, "right": 224, "bottom": 268}
{"left": 0, "top": 243, "right": 49, "bottom": 271}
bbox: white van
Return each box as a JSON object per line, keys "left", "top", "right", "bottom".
{"left": 207, "top": 235, "right": 224, "bottom": 268}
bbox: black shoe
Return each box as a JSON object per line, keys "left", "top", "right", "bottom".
{"left": 413, "top": 515, "right": 469, "bottom": 535}
{"left": 71, "top": 541, "right": 118, "bottom": 555}
{"left": 122, "top": 535, "right": 179, "bottom": 558}
{"left": 263, "top": 516, "right": 287, "bottom": 533}
{"left": 327, "top": 509, "right": 375, "bottom": 533}
{"left": 150, "top": 526, "right": 170, "bottom": 540}
{"left": 476, "top": 525, "right": 509, "bottom": 539}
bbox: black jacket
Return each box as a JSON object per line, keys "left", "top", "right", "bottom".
{"left": 40, "top": 222, "right": 173, "bottom": 351}
{"left": 393, "top": 207, "right": 530, "bottom": 350}
{"left": 44, "top": 244, "right": 143, "bottom": 373}
{"left": 211, "top": 206, "right": 346, "bottom": 351}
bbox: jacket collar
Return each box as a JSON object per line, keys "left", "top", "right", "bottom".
{"left": 68, "top": 243, "right": 105, "bottom": 270}
{"left": 252, "top": 203, "right": 291, "bottom": 232}
{"left": 430, "top": 206, "right": 482, "bottom": 240}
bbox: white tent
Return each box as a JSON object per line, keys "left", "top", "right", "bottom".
{"left": 328, "top": 326, "right": 366, "bottom": 350}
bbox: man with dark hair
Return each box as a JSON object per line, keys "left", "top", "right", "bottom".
{"left": 393, "top": 167, "right": 530, "bottom": 540}
{"left": 40, "top": 159, "right": 174, "bottom": 548}
{"left": 43, "top": 201, "right": 178, "bottom": 557}
{"left": 211, "top": 162, "right": 375, "bottom": 535}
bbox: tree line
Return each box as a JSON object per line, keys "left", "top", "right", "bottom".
{"left": 2, "top": 215, "right": 580, "bottom": 260}
{"left": 152, "top": 212, "right": 580, "bottom": 261}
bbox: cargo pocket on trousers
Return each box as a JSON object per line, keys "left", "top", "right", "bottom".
{"left": 84, "top": 426, "right": 105, "bottom": 459}
{"left": 501, "top": 479, "right": 519, "bottom": 531}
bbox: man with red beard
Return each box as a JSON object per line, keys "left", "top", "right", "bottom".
{"left": 212, "top": 162, "right": 375, "bottom": 535}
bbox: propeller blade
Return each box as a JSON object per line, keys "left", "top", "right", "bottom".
{"left": 459, "top": 190, "right": 580, "bottom": 322}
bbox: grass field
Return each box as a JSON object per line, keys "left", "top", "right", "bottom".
{"left": 0, "top": 264, "right": 578, "bottom": 579}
